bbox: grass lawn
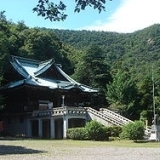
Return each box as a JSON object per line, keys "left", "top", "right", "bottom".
{"left": 0, "top": 138, "right": 160, "bottom": 149}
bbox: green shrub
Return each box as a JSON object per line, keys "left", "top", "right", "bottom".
{"left": 105, "top": 126, "right": 122, "bottom": 137}
{"left": 67, "top": 127, "right": 87, "bottom": 140}
{"left": 85, "top": 120, "right": 109, "bottom": 141}
{"left": 120, "top": 120, "right": 144, "bottom": 141}
{"left": 67, "top": 121, "right": 113, "bottom": 141}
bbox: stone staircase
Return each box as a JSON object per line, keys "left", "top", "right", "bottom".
{"left": 85, "top": 107, "right": 132, "bottom": 126}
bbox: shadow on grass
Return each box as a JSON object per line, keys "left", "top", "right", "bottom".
{"left": 0, "top": 145, "right": 45, "bottom": 155}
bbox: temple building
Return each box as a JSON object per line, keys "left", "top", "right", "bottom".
{"left": 0, "top": 55, "right": 98, "bottom": 139}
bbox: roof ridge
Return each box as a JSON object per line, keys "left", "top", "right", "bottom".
{"left": 11, "top": 55, "right": 54, "bottom": 65}
{"left": 11, "top": 55, "right": 40, "bottom": 64}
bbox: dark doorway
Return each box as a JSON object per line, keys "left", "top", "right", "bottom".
{"left": 42, "top": 119, "right": 50, "bottom": 139}
{"left": 0, "top": 120, "right": 4, "bottom": 136}
{"left": 31, "top": 120, "right": 38, "bottom": 137}
{"left": 55, "top": 119, "right": 63, "bottom": 139}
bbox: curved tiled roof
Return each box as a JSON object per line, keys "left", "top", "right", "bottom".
{"left": 4, "top": 55, "right": 98, "bottom": 93}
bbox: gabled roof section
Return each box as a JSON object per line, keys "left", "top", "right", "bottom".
{"left": 34, "top": 58, "right": 54, "bottom": 76}
{"left": 6, "top": 55, "right": 98, "bottom": 93}
{"left": 10, "top": 55, "right": 54, "bottom": 78}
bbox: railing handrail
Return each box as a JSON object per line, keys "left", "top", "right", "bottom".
{"left": 52, "top": 106, "right": 86, "bottom": 116}
{"left": 100, "top": 108, "right": 132, "bottom": 123}
{"left": 85, "top": 107, "right": 125, "bottom": 126}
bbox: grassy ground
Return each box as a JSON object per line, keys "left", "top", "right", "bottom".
{"left": 0, "top": 138, "right": 160, "bottom": 160}
{"left": 1, "top": 138, "right": 160, "bottom": 148}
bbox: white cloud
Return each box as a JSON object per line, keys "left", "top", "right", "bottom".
{"left": 82, "top": 0, "right": 160, "bottom": 33}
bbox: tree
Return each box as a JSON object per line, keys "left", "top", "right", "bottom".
{"left": 74, "top": 44, "right": 111, "bottom": 88}
{"left": 106, "top": 69, "right": 138, "bottom": 115}
{"left": 0, "top": 11, "right": 6, "bottom": 21}
{"left": 0, "top": 24, "right": 10, "bottom": 84}
{"left": 106, "top": 69, "right": 137, "bottom": 105}
{"left": 137, "top": 76, "right": 156, "bottom": 125}
{"left": 73, "top": 44, "right": 112, "bottom": 107}
{"left": 33, "top": 0, "right": 110, "bottom": 21}
{"left": 16, "top": 28, "right": 63, "bottom": 60}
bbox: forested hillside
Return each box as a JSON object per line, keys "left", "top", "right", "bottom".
{"left": 0, "top": 15, "right": 160, "bottom": 124}
{"left": 54, "top": 24, "right": 160, "bottom": 74}
{"left": 54, "top": 25, "right": 160, "bottom": 124}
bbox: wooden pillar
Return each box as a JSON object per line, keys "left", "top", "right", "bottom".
{"left": 27, "top": 119, "right": 31, "bottom": 137}
{"left": 50, "top": 118, "right": 55, "bottom": 139}
{"left": 38, "top": 119, "right": 42, "bottom": 138}
{"left": 63, "top": 114, "right": 68, "bottom": 139}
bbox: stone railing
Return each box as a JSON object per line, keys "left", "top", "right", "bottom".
{"left": 32, "top": 109, "right": 52, "bottom": 117}
{"left": 52, "top": 106, "right": 86, "bottom": 117}
{"left": 100, "top": 108, "right": 132, "bottom": 125}
{"left": 85, "top": 107, "right": 123, "bottom": 126}
{"left": 32, "top": 106, "right": 87, "bottom": 117}
{"left": 52, "top": 107, "right": 64, "bottom": 116}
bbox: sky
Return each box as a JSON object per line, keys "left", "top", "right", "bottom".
{"left": 0, "top": 0, "right": 160, "bottom": 33}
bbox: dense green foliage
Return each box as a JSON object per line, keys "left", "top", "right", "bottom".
{"left": 67, "top": 120, "right": 109, "bottom": 141}
{"left": 73, "top": 44, "right": 112, "bottom": 107}
{"left": 33, "top": 0, "right": 106, "bottom": 21}
{"left": 107, "top": 70, "right": 137, "bottom": 105}
{"left": 85, "top": 120, "right": 108, "bottom": 140}
{"left": 0, "top": 15, "right": 160, "bottom": 123}
{"left": 67, "top": 122, "right": 122, "bottom": 140}
{"left": 67, "top": 127, "right": 87, "bottom": 140}
{"left": 105, "top": 126, "right": 122, "bottom": 137}
{"left": 106, "top": 69, "right": 138, "bottom": 117}
{"left": 120, "top": 121, "right": 145, "bottom": 141}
